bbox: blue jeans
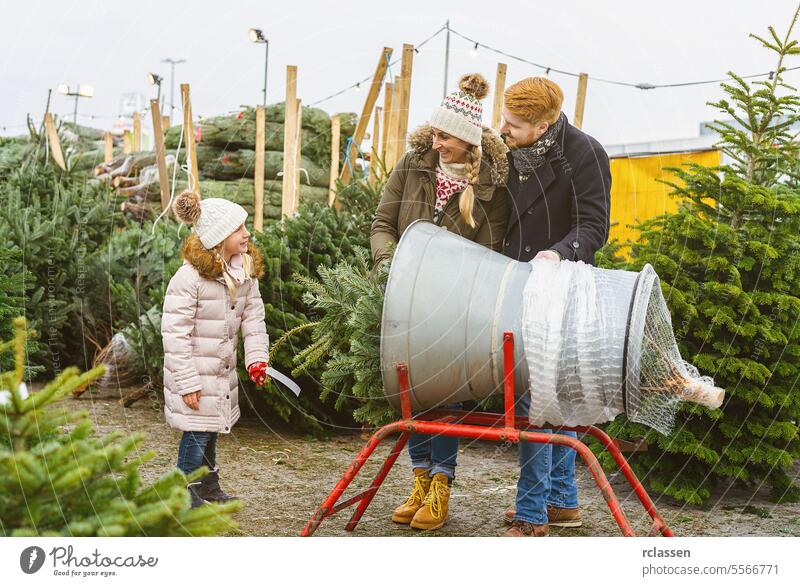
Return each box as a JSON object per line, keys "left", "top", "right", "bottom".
{"left": 514, "top": 392, "right": 579, "bottom": 525}
{"left": 177, "top": 431, "right": 217, "bottom": 475}
{"left": 407, "top": 402, "right": 462, "bottom": 480}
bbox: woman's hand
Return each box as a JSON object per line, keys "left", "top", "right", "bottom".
{"left": 182, "top": 390, "right": 201, "bottom": 410}
{"left": 248, "top": 361, "right": 271, "bottom": 386}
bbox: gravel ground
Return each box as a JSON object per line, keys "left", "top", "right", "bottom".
{"left": 74, "top": 390, "right": 800, "bottom": 538}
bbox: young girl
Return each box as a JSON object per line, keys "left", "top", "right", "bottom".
{"left": 162, "top": 190, "right": 270, "bottom": 508}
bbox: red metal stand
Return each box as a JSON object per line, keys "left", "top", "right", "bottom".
{"left": 300, "top": 332, "right": 674, "bottom": 537}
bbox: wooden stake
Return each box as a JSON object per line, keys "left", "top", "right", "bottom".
{"left": 161, "top": 115, "right": 170, "bottom": 131}
{"left": 328, "top": 114, "right": 341, "bottom": 207}
{"left": 132, "top": 112, "right": 141, "bottom": 151}
{"left": 43, "top": 113, "right": 66, "bottom": 170}
{"left": 293, "top": 98, "right": 302, "bottom": 214}
{"left": 574, "top": 73, "right": 589, "bottom": 130}
{"left": 104, "top": 132, "right": 113, "bottom": 163}
{"left": 150, "top": 100, "right": 171, "bottom": 213}
{"left": 180, "top": 84, "right": 200, "bottom": 196}
{"left": 281, "top": 65, "right": 298, "bottom": 219}
{"left": 390, "top": 44, "right": 414, "bottom": 168}
{"left": 340, "top": 47, "right": 393, "bottom": 184}
{"left": 385, "top": 75, "right": 401, "bottom": 167}
{"left": 122, "top": 131, "right": 132, "bottom": 154}
{"left": 380, "top": 82, "right": 393, "bottom": 164}
{"left": 368, "top": 106, "right": 382, "bottom": 186}
{"left": 253, "top": 105, "right": 266, "bottom": 231}
{"left": 491, "top": 63, "right": 507, "bottom": 131}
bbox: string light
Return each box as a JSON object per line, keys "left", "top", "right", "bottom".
{"left": 312, "top": 22, "right": 800, "bottom": 106}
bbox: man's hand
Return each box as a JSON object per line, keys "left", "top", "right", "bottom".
{"left": 248, "top": 361, "right": 271, "bottom": 386}
{"left": 182, "top": 390, "right": 201, "bottom": 410}
{"left": 533, "top": 250, "right": 561, "bottom": 262}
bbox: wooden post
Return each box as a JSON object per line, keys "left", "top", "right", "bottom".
{"left": 103, "top": 132, "right": 113, "bottom": 163}
{"left": 43, "top": 113, "right": 66, "bottom": 170}
{"left": 491, "top": 63, "right": 507, "bottom": 131}
{"left": 384, "top": 76, "right": 401, "bottom": 168}
{"left": 180, "top": 84, "right": 200, "bottom": 196}
{"left": 253, "top": 105, "right": 266, "bottom": 231}
{"left": 328, "top": 114, "right": 341, "bottom": 207}
{"left": 368, "top": 106, "right": 382, "bottom": 186}
{"left": 389, "top": 44, "right": 414, "bottom": 168}
{"left": 122, "top": 131, "right": 132, "bottom": 154}
{"left": 132, "top": 112, "right": 141, "bottom": 151}
{"left": 380, "top": 82, "right": 393, "bottom": 164}
{"left": 150, "top": 100, "right": 171, "bottom": 213}
{"left": 293, "top": 98, "right": 302, "bottom": 214}
{"left": 161, "top": 115, "right": 170, "bottom": 131}
{"left": 339, "top": 47, "right": 393, "bottom": 184}
{"left": 281, "top": 65, "right": 298, "bottom": 219}
{"left": 574, "top": 73, "right": 589, "bottom": 130}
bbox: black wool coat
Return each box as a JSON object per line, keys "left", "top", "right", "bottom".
{"left": 502, "top": 115, "right": 611, "bottom": 265}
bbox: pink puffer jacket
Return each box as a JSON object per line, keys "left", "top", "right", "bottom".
{"left": 161, "top": 235, "right": 269, "bottom": 433}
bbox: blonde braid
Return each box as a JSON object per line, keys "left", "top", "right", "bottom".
{"left": 459, "top": 144, "right": 481, "bottom": 228}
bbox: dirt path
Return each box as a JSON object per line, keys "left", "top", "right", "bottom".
{"left": 74, "top": 391, "right": 800, "bottom": 537}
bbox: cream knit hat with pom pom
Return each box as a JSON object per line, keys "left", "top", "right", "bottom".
{"left": 429, "top": 73, "right": 490, "bottom": 146}
{"left": 173, "top": 190, "right": 248, "bottom": 248}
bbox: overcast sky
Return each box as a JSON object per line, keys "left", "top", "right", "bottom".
{"left": 2, "top": 0, "right": 799, "bottom": 146}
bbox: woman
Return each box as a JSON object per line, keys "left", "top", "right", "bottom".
{"left": 370, "top": 73, "right": 509, "bottom": 531}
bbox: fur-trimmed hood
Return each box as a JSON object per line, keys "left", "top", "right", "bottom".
{"left": 182, "top": 234, "right": 265, "bottom": 281}
{"left": 407, "top": 123, "right": 509, "bottom": 188}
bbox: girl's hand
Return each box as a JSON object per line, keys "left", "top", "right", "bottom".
{"left": 182, "top": 390, "right": 201, "bottom": 410}
{"left": 248, "top": 362, "right": 271, "bottom": 386}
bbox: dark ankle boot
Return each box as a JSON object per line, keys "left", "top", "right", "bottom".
{"left": 198, "top": 467, "right": 238, "bottom": 502}
{"left": 187, "top": 481, "right": 207, "bottom": 508}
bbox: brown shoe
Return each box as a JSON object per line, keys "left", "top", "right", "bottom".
{"left": 409, "top": 473, "right": 451, "bottom": 531}
{"left": 503, "top": 506, "right": 582, "bottom": 528}
{"left": 391, "top": 468, "right": 431, "bottom": 524}
{"left": 547, "top": 506, "right": 582, "bottom": 528}
{"left": 503, "top": 519, "right": 549, "bottom": 537}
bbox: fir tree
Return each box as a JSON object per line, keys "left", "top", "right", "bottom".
{"left": 0, "top": 317, "right": 241, "bottom": 536}
{"left": 293, "top": 248, "right": 391, "bottom": 426}
{"left": 601, "top": 11, "right": 800, "bottom": 504}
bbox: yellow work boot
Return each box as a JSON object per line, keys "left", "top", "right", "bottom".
{"left": 410, "top": 473, "right": 451, "bottom": 530}
{"left": 391, "top": 468, "right": 432, "bottom": 524}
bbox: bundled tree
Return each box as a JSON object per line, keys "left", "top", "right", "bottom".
{"left": 0, "top": 317, "right": 241, "bottom": 536}
{"left": 601, "top": 12, "right": 800, "bottom": 504}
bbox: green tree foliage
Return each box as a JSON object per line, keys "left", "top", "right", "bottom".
{"left": 600, "top": 13, "right": 800, "bottom": 504}
{"left": 0, "top": 317, "right": 241, "bottom": 536}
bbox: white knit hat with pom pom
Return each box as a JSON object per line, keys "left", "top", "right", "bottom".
{"left": 429, "top": 73, "right": 490, "bottom": 146}
{"left": 172, "top": 191, "right": 248, "bottom": 248}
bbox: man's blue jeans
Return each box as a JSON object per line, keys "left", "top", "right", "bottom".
{"left": 407, "top": 402, "right": 462, "bottom": 480}
{"left": 177, "top": 431, "right": 217, "bottom": 476}
{"left": 514, "top": 392, "right": 579, "bottom": 525}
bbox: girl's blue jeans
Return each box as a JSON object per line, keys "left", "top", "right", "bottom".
{"left": 177, "top": 431, "right": 217, "bottom": 475}
{"left": 407, "top": 402, "right": 462, "bottom": 480}
{"left": 514, "top": 392, "right": 579, "bottom": 525}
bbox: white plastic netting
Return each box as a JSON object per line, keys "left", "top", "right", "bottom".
{"left": 521, "top": 260, "right": 723, "bottom": 435}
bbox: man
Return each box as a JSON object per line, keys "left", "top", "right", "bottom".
{"left": 498, "top": 76, "right": 611, "bottom": 537}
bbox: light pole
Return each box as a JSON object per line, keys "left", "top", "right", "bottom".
{"left": 58, "top": 84, "right": 94, "bottom": 125}
{"left": 248, "top": 28, "right": 269, "bottom": 107}
{"left": 161, "top": 58, "right": 186, "bottom": 125}
{"left": 148, "top": 73, "right": 164, "bottom": 114}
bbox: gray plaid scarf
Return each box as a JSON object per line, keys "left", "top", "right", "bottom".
{"left": 510, "top": 112, "right": 565, "bottom": 181}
